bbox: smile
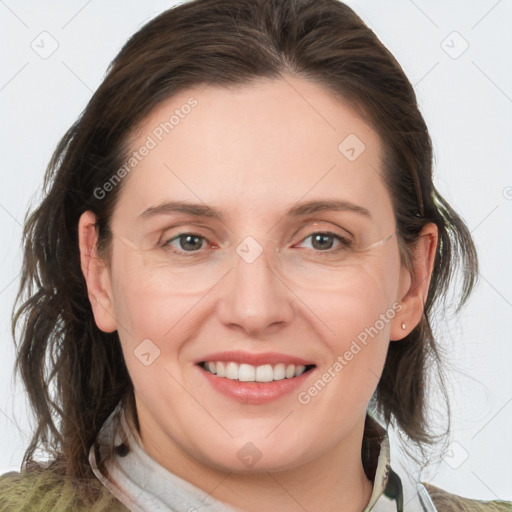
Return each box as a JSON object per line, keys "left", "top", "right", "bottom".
{"left": 200, "top": 361, "right": 315, "bottom": 382}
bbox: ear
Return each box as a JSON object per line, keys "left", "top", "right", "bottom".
{"left": 78, "top": 210, "right": 118, "bottom": 333}
{"left": 390, "top": 222, "right": 438, "bottom": 341}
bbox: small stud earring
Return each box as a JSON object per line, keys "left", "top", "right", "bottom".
{"left": 401, "top": 322, "right": 406, "bottom": 330}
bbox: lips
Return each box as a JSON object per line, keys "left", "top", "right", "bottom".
{"left": 195, "top": 351, "right": 316, "bottom": 404}
{"left": 196, "top": 350, "right": 315, "bottom": 367}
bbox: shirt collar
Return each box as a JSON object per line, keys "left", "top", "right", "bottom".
{"left": 362, "top": 413, "right": 437, "bottom": 512}
{"left": 88, "top": 398, "right": 436, "bottom": 512}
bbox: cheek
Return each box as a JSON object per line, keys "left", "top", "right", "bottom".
{"left": 110, "top": 271, "right": 194, "bottom": 406}
{"left": 302, "top": 256, "right": 400, "bottom": 404}
{"left": 299, "top": 252, "right": 401, "bottom": 341}
{"left": 108, "top": 250, "right": 194, "bottom": 371}
{"left": 110, "top": 238, "right": 195, "bottom": 331}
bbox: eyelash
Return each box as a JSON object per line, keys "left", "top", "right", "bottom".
{"left": 160, "top": 231, "right": 352, "bottom": 257}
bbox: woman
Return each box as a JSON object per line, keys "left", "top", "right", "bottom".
{"left": 1, "top": 0, "right": 510, "bottom": 510}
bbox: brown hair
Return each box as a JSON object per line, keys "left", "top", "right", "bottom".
{"left": 12, "top": 0, "right": 477, "bottom": 482}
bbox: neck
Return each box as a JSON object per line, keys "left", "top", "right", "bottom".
{"left": 209, "top": 443, "right": 373, "bottom": 512}
{"left": 132, "top": 407, "right": 373, "bottom": 512}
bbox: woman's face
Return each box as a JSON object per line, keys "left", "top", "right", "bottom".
{"left": 83, "top": 75, "right": 417, "bottom": 473}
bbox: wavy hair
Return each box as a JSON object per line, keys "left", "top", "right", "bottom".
{"left": 12, "top": 0, "right": 477, "bottom": 482}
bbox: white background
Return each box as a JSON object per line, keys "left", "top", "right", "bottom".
{"left": 0, "top": 0, "right": 511, "bottom": 504}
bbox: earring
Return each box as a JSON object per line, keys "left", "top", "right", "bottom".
{"left": 401, "top": 322, "right": 406, "bottom": 330}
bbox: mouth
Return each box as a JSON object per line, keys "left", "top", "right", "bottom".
{"left": 195, "top": 350, "right": 317, "bottom": 404}
{"left": 198, "top": 361, "right": 316, "bottom": 383}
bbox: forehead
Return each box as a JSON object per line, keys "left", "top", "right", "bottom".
{"left": 111, "top": 74, "right": 392, "bottom": 227}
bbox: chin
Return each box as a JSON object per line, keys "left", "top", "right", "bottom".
{"left": 195, "top": 436, "right": 312, "bottom": 474}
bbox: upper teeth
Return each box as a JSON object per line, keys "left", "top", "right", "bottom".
{"left": 204, "top": 361, "right": 308, "bottom": 382}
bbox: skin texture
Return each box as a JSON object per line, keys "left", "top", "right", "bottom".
{"left": 78, "top": 74, "right": 438, "bottom": 512}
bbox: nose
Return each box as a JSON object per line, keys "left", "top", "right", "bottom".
{"left": 216, "top": 237, "right": 294, "bottom": 336}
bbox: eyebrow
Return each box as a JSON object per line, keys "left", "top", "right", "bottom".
{"left": 138, "top": 199, "right": 371, "bottom": 221}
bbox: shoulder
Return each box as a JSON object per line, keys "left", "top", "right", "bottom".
{"left": 0, "top": 461, "right": 130, "bottom": 512}
{"left": 423, "top": 483, "right": 512, "bottom": 512}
